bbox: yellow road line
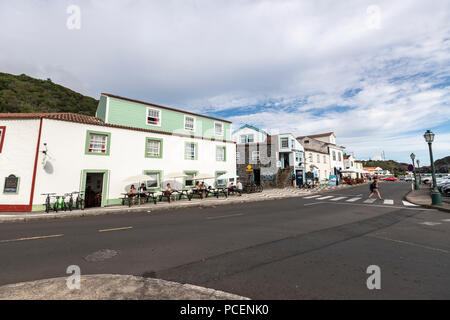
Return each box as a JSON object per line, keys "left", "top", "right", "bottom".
{"left": 98, "top": 226, "right": 133, "bottom": 233}
{"left": 0, "top": 234, "right": 64, "bottom": 243}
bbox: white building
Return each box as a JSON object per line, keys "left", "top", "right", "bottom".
{"left": 297, "top": 132, "right": 345, "bottom": 181}
{"left": 0, "top": 94, "right": 236, "bottom": 212}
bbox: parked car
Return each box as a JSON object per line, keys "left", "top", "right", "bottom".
{"left": 404, "top": 176, "right": 414, "bottom": 181}
{"left": 382, "top": 177, "right": 398, "bottom": 181}
{"left": 442, "top": 184, "right": 450, "bottom": 196}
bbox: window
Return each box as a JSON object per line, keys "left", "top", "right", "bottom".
{"left": 332, "top": 151, "right": 336, "bottom": 161}
{"left": 309, "top": 153, "right": 313, "bottom": 162}
{"left": 184, "top": 116, "right": 195, "bottom": 131}
{"left": 145, "top": 172, "right": 160, "bottom": 189}
{"left": 215, "top": 122, "right": 224, "bottom": 136}
{"left": 0, "top": 126, "right": 5, "bottom": 153}
{"left": 280, "top": 137, "right": 289, "bottom": 149}
{"left": 240, "top": 135, "right": 246, "bottom": 143}
{"left": 85, "top": 130, "right": 111, "bottom": 155}
{"left": 216, "top": 146, "right": 226, "bottom": 161}
{"left": 247, "top": 134, "right": 254, "bottom": 143}
{"left": 184, "top": 172, "right": 197, "bottom": 187}
{"left": 216, "top": 171, "right": 227, "bottom": 186}
{"left": 185, "top": 142, "right": 197, "bottom": 160}
{"left": 295, "top": 152, "right": 301, "bottom": 163}
{"left": 236, "top": 152, "right": 240, "bottom": 162}
{"left": 338, "top": 152, "right": 342, "bottom": 162}
{"left": 147, "top": 107, "right": 161, "bottom": 126}
{"left": 252, "top": 151, "right": 260, "bottom": 161}
{"left": 323, "top": 155, "right": 327, "bottom": 163}
{"left": 317, "top": 154, "right": 320, "bottom": 163}
{"left": 146, "top": 138, "right": 162, "bottom": 158}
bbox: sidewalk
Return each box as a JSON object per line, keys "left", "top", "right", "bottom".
{"left": 0, "top": 274, "right": 249, "bottom": 300}
{"left": 405, "top": 185, "right": 450, "bottom": 213}
{"left": 0, "top": 183, "right": 365, "bottom": 223}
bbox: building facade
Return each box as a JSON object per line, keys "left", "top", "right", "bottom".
{"left": 0, "top": 94, "right": 236, "bottom": 212}
{"left": 233, "top": 125, "right": 305, "bottom": 188}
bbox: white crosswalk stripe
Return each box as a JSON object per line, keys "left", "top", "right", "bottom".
{"left": 317, "top": 196, "right": 334, "bottom": 200}
{"left": 330, "top": 197, "right": 347, "bottom": 201}
{"left": 364, "top": 198, "right": 377, "bottom": 204}
{"left": 420, "top": 222, "right": 442, "bottom": 226}
{"left": 303, "top": 195, "right": 322, "bottom": 199}
{"left": 383, "top": 199, "right": 394, "bottom": 205}
{"left": 402, "top": 200, "right": 418, "bottom": 207}
{"left": 346, "top": 197, "right": 361, "bottom": 202}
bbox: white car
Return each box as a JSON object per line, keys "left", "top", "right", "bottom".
{"left": 404, "top": 176, "right": 414, "bottom": 181}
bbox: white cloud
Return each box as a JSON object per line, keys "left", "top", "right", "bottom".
{"left": 0, "top": 0, "right": 449, "bottom": 163}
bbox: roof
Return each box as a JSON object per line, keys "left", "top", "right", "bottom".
{"left": 304, "top": 147, "right": 329, "bottom": 155}
{"left": 232, "top": 124, "right": 269, "bottom": 135}
{"left": 297, "top": 132, "right": 335, "bottom": 139}
{"left": 102, "top": 93, "right": 232, "bottom": 124}
{"left": 0, "top": 113, "right": 234, "bottom": 143}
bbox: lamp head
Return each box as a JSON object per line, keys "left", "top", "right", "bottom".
{"left": 424, "top": 130, "right": 435, "bottom": 143}
{"left": 410, "top": 153, "right": 415, "bottom": 161}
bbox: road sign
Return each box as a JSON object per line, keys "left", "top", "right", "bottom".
{"left": 246, "top": 165, "right": 253, "bottom": 172}
{"left": 407, "top": 164, "right": 414, "bottom": 172}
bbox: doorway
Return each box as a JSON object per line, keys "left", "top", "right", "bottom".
{"left": 296, "top": 169, "right": 304, "bottom": 186}
{"left": 253, "top": 169, "right": 261, "bottom": 186}
{"left": 280, "top": 153, "right": 290, "bottom": 168}
{"left": 82, "top": 170, "right": 109, "bottom": 208}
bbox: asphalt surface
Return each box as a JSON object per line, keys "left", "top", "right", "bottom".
{"left": 0, "top": 181, "right": 449, "bottom": 299}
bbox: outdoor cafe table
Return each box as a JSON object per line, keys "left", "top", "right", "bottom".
{"left": 122, "top": 191, "right": 157, "bottom": 206}
{"left": 208, "top": 187, "right": 228, "bottom": 198}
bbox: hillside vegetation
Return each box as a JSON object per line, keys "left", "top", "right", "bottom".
{"left": 0, "top": 72, "right": 98, "bottom": 115}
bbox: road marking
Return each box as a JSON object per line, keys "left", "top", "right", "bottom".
{"left": 317, "top": 196, "right": 333, "bottom": 200}
{"left": 346, "top": 197, "right": 361, "bottom": 202}
{"left": 0, "top": 234, "right": 64, "bottom": 243}
{"left": 442, "top": 219, "right": 450, "bottom": 222}
{"left": 98, "top": 226, "right": 133, "bottom": 233}
{"left": 383, "top": 199, "right": 394, "bottom": 205}
{"left": 402, "top": 200, "right": 418, "bottom": 207}
{"left": 369, "top": 235, "right": 449, "bottom": 254}
{"left": 364, "top": 198, "right": 377, "bottom": 204}
{"left": 330, "top": 197, "right": 347, "bottom": 201}
{"left": 207, "top": 213, "right": 244, "bottom": 220}
{"left": 420, "top": 222, "right": 442, "bottom": 226}
{"left": 303, "top": 195, "right": 321, "bottom": 199}
{"left": 304, "top": 201, "right": 429, "bottom": 211}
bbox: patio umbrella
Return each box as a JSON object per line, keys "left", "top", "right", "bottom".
{"left": 216, "top": 173, "right": 239, "bottom": 180}
{"left": 163, "top": 172, "right": 187, "bottom": 180}
{"left": 123, "top": 174, "right": 154, "bottom": 184}
{"left": 194, "top": 173, "right": 216, "bottom": 180}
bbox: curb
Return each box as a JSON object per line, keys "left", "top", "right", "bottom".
{"left": 0, "top": 183, "right": 367, "bottom": 224}
{"left": 0, "top": 274, "right": 249, "bottom": 300}
{"left": 404, "top": 190, "right": 450, "bottom": 213}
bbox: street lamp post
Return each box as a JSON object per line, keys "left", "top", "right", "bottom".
{"left": 416, "top": 159, "right": 422, "bottom": 185}
{"left": 424, "top": 130, "right": 442, "bottom": 206}
{"left": 410, "top": 153, "right": 419, "bottom": 190}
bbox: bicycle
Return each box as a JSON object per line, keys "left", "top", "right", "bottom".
{"left": 73, "top": 191, "right": 85, "bottom": 210}
{"left": 53, "top": 195, "right": 67, "bottom": 212}
{"left": 41, "top": 193, "right": 56, "bottom": 213}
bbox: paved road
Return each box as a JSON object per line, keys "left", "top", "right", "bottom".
{"left": 0, "top": 181, "right": 449, "bottom": 299}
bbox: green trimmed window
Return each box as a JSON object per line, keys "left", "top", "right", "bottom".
{"left": 145, "top": 138, "right": 162, "bottom": 158}
{"left": 184, "top": 171, "right": 198, "bottom": 188}
{"left": 215, "top": 171, "right": 227, "bottom": 187}
{"left": 85, "top": 130, "right": 111, "bottom": 156}
{"left": 216, "top": 146, "right": 226, "bottom": 161}
{"left": 280, "top": 137, "right": 289, "bottom": 149}
{"left": 184, "top": 142, "right": 197, "bottom": 160}
{"left": 144, "top": 170, "right": 162, "bottom": 189}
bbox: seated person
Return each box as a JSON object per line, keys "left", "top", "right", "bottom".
{"left": 194, "top": 181, "right": 202, "bottom": 191}
{"left": 163, "top": 183, "right": 172, "bottom": 197}
{"left": 138, "top": 183, "right": 147, "bottom": 203}
{"left": 228, "top": 182, "right": 236, "bottom": 193}
{"left": 128, "top": 185, "right": 136, "bottom": 205}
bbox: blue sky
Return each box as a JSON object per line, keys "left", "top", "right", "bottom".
{"left": 0, "top": 0, "right": 449, "bottom": 165}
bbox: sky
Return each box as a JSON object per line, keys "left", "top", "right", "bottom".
{"left": 0, "top": 0, "right": 449, "bottom": 165}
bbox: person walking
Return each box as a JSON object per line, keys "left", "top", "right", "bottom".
{"left": 368, "top": 178, "right": 383, "bottom": 200}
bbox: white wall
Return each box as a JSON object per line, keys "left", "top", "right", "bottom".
{"left": 0, "top": 119, "right": 40, "bottom": 206}
{"left": 305, "top": 151, "right": 331, "bottom": 181}
{"left": 232, "top": 127, "right": 266, "bottom": 143}
{"left": 329, "top": 146, "right": 345, "bottom": 173}
{"left": 2, "top": 118, "right": 236, "bottom": 210}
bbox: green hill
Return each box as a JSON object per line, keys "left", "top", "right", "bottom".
{"left": 362, "top": 160, "right": 409, "bottom": 175}
{"left": 0, "top": 72, "right": 98, "bottom": 115}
